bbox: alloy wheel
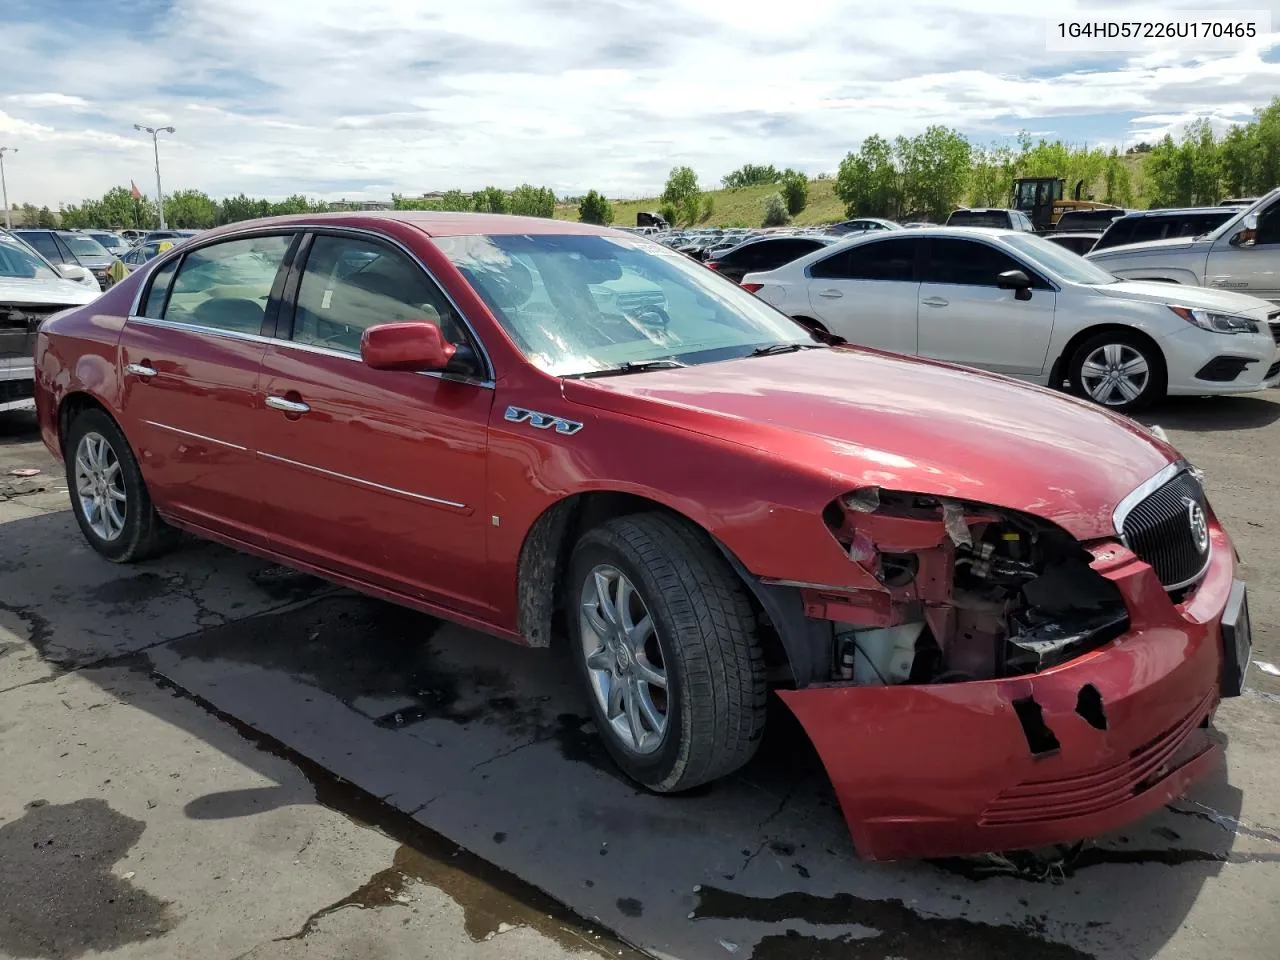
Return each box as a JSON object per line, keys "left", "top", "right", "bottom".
{"left": 1080, "top": 343, "right": 1150, "bottom": 406}
{"left": 579, "top": 564, "right": 669, "bottom": 755}
{"left": 74, "top": 431, "right": 127, "bottom": 541}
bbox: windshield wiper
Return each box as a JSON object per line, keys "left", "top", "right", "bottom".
{"left": 746, "top": 342, "right": 823, "bottom": 357}
{"left": 566, "top": 358, "right": 687, "bottom": 379}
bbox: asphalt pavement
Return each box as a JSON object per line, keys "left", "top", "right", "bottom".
{"left": 2, "top": 394, "right": 1279, "bottom": 960}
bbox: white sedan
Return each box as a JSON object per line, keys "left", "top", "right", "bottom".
{"left": 742, "top": 226, "right": 1280, "bottom": 411}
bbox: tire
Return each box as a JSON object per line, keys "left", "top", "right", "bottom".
{"left": 64, "top": 407, "right": 175, "bottom": 563}
{"left": 567, "top": 512, "right": 766, "bottom": 793}
{"left": 1069, "top": 330, "right": 1166, "bottom": 413}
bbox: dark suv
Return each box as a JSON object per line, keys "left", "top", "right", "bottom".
{"left": 944, "top": 208, "right": 1035, "bottom": 231}
{"left": 1092, "top": 207, "right": 1238, "bottom": 251}
{"left": 1054, "top": 209, "right": 1127, "bottom": 232}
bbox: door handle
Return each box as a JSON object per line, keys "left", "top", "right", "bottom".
{"left": 817, "top": 289, "right": 844, "bottom": 299}
{"left": 921, "top": 297, "right": 949, "bottom": 307}
{"left": 266, "top": 396, "right": 311, "bottom": 415}
{"left": 125, "top": 362, "right": 157, "bottom": 378}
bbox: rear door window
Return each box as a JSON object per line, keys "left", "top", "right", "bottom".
{"left": 21, "top": 233, "right": 63, "bottom": 262}
{"left": 161, "top": 234, "right": 293, "bottom": 334}
{"left": 811, "top": 238, "right": 919, "bottom": 281}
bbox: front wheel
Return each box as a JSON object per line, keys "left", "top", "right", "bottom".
{"left": 1069, "top": 332, "right": 1166, "bottom": 412}
{"left": 567, "top": 513, "right": 767, "bottom": 793}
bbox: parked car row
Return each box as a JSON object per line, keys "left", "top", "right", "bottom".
{"left": 742, "top": 210, "right": 1280, "bottom": 411}
{"left": 29, "top": 208, "right": 1252, "bottom": 864}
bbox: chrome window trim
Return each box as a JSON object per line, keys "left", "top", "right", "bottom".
{"left": 126, "top": 314, "right": 276, "bottom": 346}
{"left": 256, "top": 451, "right": 467, "bottom": 511}
{"left": 142, "top": 420, "right": 247, "bottom": 451}
{"left": 1111, "top": 459, "right": 1189, "bottom": 537}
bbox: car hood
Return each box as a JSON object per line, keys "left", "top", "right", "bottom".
{"left": 0, "top": 276, "right": 99, "bottom": 306}
{"left": 563, "top": 347, "right": 1178, "bottom": 540}
{"left": 1088, "top": 236, "right": 1200, "bottom": 259}
{"left": 1096, "top": 280, "right": 1273, "bottom": 315}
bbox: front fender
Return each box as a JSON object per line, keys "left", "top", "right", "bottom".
{"left": 1100, "top": 266, "right": 1202, "bottom": 286}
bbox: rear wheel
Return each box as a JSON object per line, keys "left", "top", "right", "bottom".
{"left": 567, "top": 513, "right": 766, "bottom": 792}
{"left": 1069, "top": 331, "right": 1165, "bottom": 412}
{"left": 64, "top": 408, "right": 175, "bottom": 563}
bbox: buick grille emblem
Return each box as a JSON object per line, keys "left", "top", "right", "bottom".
{"left": 1187, "top": 500, "right": 1210, "bottom": 555}
{"left": 504, "top": 406, "right": 583, "bottom": 436}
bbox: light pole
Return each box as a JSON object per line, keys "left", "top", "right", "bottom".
{"left": 134, "top": 124, "right": 175, "bottom": 229}
{"left": 0, "top": 147, "right": 15, "bottom": 230}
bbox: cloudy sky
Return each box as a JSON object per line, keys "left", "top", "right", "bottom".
{"left": 1, "top": 0, "right": 1278, "bottom": 207}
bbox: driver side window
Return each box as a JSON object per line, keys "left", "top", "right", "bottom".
{"left": 289, "top": 235, "right": 461, "bottom": 355}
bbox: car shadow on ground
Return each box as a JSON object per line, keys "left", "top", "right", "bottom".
{"left": 1140, "top": 394, "right": 1280, "bottom": 432}
{"left": 4, "top": 506, "right": 1275, "bottom": 960}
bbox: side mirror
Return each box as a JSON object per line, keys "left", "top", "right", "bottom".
{"left": 56, "top": 263, "right": 93, "bottom": 283}
{"left": 997, "top": 269, "right": 1033, "bottom": 301}
{"left": 360, "top": 322, "right": 456, "bottom": 372}
{"left": 1230, "top": 213, "right": 1259, "bottom": 247}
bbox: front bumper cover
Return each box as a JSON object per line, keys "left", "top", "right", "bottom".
{"left": 779, "top": 524, "right": 1235, "bottom": 861}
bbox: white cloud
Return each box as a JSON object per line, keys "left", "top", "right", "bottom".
{"left": 0, "top": 0, "right": 1276, "bottom": 205}
{"left": 5, "top": 93, "right": 89, "bottom": 110}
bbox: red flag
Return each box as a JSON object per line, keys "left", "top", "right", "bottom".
{"left": 130, "top": 180, "right": 142, "bottom": 200}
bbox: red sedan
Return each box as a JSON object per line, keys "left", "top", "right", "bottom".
{"left": 32, "top": 212, "right": 1251, "bottom": 860}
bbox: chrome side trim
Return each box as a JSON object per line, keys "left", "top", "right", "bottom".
{"left": 127, "top": 314, "right": 277, "bottom": 346}
{"left": 142, "top": 420, "right": 247, "bottom": 451}
{"left": 759, "top": 578, "right": 861, "bottom": 592}
{"left": 1111, "top": 460, "right": 1188, "bottom": 538}
{"left": 256, "top": 451, "right": 467, "bottom": 510}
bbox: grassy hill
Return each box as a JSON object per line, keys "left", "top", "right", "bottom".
{"left": 553, "top": 155, "right": 1151, "bottom": 229}
{"left": 553, "top": 178, "right": 847, "bottom": 229}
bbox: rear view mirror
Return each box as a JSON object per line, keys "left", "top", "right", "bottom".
{"left": 996, "top": 269, "right": 1033, "bottom": 301}
{"left": 361, "top": 322, "right": 456, "bottom": 372}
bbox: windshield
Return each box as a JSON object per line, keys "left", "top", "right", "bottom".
{"left": 62, "top": 235, "right": 111, "bottom": 260}
{"left": 1002, "top": 233, "right": 1120, "bottom": 285}
{"left": 0, "top": 235, "right": 61, "bottom": 280}
{"left": 432, "top": 233, "right": 814, "bottom": 376}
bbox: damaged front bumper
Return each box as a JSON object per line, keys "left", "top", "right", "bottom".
{"left": 779, "top": 524, "right": 1238, "bottom": 862}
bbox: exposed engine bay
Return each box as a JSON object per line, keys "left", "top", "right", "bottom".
{"left": 809, "top": 487, "right": 1130, "bottom": 685}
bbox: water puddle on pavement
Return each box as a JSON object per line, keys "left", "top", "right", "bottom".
{"left": 137, "top": 664, "right": 644, "bottom": 960}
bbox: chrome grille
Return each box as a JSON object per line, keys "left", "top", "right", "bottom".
{"left": 1120, "top": 471, "right": 1211, "bottom": 589}
{"left": 1268, "top": 310, "right": 1280, "bottom": 344}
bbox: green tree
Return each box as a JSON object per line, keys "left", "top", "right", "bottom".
{"left": 472, "top": 186, "right": 508, "bottom": 214}
{"left": 780, "top": 169, "right": 808, "bottom": 215}
{"left": 218, "top": 193, "right": 273, "bottom": 224}
{"left": 700, "top": 194, "right": 715, "bottom": 222}
{"left": 661, "top": 166, "right": 702, "bottom": 225}
{"left": 835, "top": 134, "right": 901, "bottom": 218}
{"left": 721, "top": 164, "right": 782, "bottom": 188}
{"left": 761, "top": 192, "right": 790, "bottom": 227}
{"left": 35, "top": 205, "right": 57, "bottom": 227}
{"left": 1143, "top": 120, "right": 1220, "bottom": 207}
{"left": 508, "top": 184, "right": 556, "bottom": 218}
{"left": 658, "top": 202, "right": 680, "bottom": 227}
{"left": 165, "top": 189, "right": 218, "bottom": 228}
{"left": 968, "top": 144, "right": 1017, "bottom": 207}
{"left": 438, "top": 189, "right": 471, "bottom": 212}
{"left": 896, "top": 126, "right": 971, "bottom": 221}
{"left": 271, "top": 194, "right": 327, "bottom": 216}
{"left": 1102, "top": 148, "right": 1134, "bottom": 206}
{"left": 577, "top": 189, "right": 614, "bottom": 225}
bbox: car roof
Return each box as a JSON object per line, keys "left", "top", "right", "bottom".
{"left": 839, "top": 225, "right": 1023, "bottom": 241}
{"left": 949, "top": 208, "right": 1014, "bottom": 214}
{"left": 186, "top": 211, "right": 627, "bottom": 242}
{"left": 1120, "top": 206, "right": 1237, "bottom": 218}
